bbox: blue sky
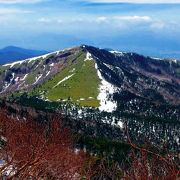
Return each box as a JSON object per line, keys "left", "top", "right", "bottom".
{"left": 0, "top": 0, "right": 180, "bottom": 58}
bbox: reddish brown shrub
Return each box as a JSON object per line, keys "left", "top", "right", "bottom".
{"left": 0, "top": 109, "right": 87, "bottom": 179}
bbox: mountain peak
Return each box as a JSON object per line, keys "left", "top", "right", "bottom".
{"left": 0, "top": 46, "right": 48, "bottom": 65}
{"left": 2, "top": 46, "right": 19, "bottom": 51}
{"left": 1, "top": 46, "right": 45, "bottom": 53}
{"left": 0, "top": 45, "right": 179, "bottom": 109}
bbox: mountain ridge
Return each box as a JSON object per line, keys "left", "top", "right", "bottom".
{"left": 0, "top": 45, "right": 180, "bottom": 109}
{"left": 1, "top": 45, "right": 179, "bottom": 152}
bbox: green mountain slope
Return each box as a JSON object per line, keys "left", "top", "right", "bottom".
{"left": 0, "top": 45, "right": 180, "bottom": 109}
{"left": 30, "top": 51, "right": 101, "bottom": 107}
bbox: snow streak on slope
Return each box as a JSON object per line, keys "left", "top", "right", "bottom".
{"left": 95, "top": 63, "right": 119, "bottom": 112}
{"left": 45, "top": 71, "right": 51, "bottom": 77}
{"left": 20, "top": 74, "right": 28, "bottom": 81}
{"left": 53, "top": 74, "right": 74, "bottom": 88}
{"left": 33, "top": 74, "right": 43, "bottom": 84}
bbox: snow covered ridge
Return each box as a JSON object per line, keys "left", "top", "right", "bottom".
{"left": 110, "top": 50, "right": 179, "bottom": 63}
{"left": 95, "top": 63, "right": 119, "bottom": 113}
{"left": 2, "top": 47, "right": 73, "bottom": 68}
{"left": 2, "top": 60, "right": 27, "bottom": 68}
{"left": 2, "top": 52, "right": 54, "bottom": 68}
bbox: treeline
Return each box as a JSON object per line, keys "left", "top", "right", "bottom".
{"left": 2, "top": 94, "right": 180, "bottom": 153}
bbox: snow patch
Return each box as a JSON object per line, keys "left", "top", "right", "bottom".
{"left": 85, "top": 52, "right": 93, "bottom": 61}
{"left": 14, "top": 77, "right": 19, "bottom": 82}
{"left": 111, "top": 118, "right": 123, "bottom": 129}
{"left": 70, "top": 68, "right": 76, "bottom": 73}
{"left": 1, "top": 73, "right": 15, "bottom": 92}
{"left": 78, "top": 109, "right": 83, "bottom": 118}
{"left": 110, "top": 50, "right": 125, "bottom": 56}
{"left": 103, "top": 63, "right": 113, "bottom": 70}
{"left": 175, "top": 136, "right": 179, "bottom": 146}
{"left": 101, "top": 117, "right": 123, "bottom": 129}
{"left": 53, "top": 74, "right": 74, "bottom": 88}
{"left": 34, "top": 64, "right": 39, "bottom": 70}
{"left": 17, "top": 82, "right": 25, "bottom": 89}
{"left": 49, "top": 63, "right": 54, "bottom": 67}
{"left": 173, "top": 59, "right": 177, "bottom": 63}
{"left": 45, "top": 71, "right": 51, "bottom": 77}
{"left": 95, "top": 63, "right": 119, "bottom": 112}
{"left": 152, "top": 57, "right": 162, "bottom": 60}
{"left": 56, "top": 51, "right": 60, "bottom": 55}
{"left": 33, "top": 74, "right": 43, "bottom": 84}
{"left": 117, "top": 121, "right": 123, "bottom": 128}
{"left": 20, "top": 74, "right": 28, "bottom": 81}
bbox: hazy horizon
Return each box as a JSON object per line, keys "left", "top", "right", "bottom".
{"left": 1, "top": 0, "right": 180, "bottom": 58}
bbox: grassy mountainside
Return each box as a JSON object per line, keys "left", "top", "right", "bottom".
{"left": 0, "top": 46, "right": 103, "bottom": 107}
{"left": 1, "top": 45, "right": 180, "bottom": 108}
{"left": 30, "top": 51, "right": 101, "bottom": 107}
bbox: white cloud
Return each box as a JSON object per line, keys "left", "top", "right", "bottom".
{"left": 81, "top": 0, "right": 180, "bottom": 3}
{"left": 113, "top": 16, "right": 151, "bottom": 21}
{"left": 38, "top": 18, "right": 51, "bottom": 23}
{"left": 0, "top": 0, "right": 44, "bottom": 4}
{"left": 150, "top": 22, "right": 165, "bottom": 29}
{"left": 57, "top": 19, "right": 63, "bottom": 23}
{"left": 92, "top": 16, "right": 151, "bottom": 24}
{"left": 96, "top": 16, "right": 107, "bottom": 22}
{"left": 38, "top": 18, "right": 63, "bottom": 24}
{"left": 72, "top": 15, "right": 152, "bottom": 26}
{"left": 0, "top": 8, "right": 32, "bottom": 14}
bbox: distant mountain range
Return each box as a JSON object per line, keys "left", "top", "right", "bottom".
{"left": 0, "top": 46, "right": 48, "bottom": 65}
